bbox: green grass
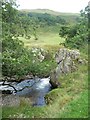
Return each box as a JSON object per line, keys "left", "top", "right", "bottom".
{"left": 18, "top": 26, "right": 65, "bottom": 48}
{"left": 2, "top": 63, "right": 88, "bottom": 118}
{"left": 19, "top": 33, "right": 64, "bottom": 47}
{"left": 58, "top": 90, "right": 88, "bottom": 118}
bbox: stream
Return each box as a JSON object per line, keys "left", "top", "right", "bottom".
{"left": 0, "top": 77, "right": 51, "bottom": 106}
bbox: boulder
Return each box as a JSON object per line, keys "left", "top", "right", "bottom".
{"left": 50, "top": 70, "right": 60, "bottom": 88}
{"left": 31, "top": 48, "right": 47, "bottom": 62}
{"left": 1, "top": 95, "right": 20, "bottom": 106}
{"left": 50, "top": 48, "right": 84, "bottom": 88}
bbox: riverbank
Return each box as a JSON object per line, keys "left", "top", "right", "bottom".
{"left": 2, "top": 63, "right": 88, "bottom": 118}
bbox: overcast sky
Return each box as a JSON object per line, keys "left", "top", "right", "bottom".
{"left": 17, "top": 0, "right": 89, "bottom": 13}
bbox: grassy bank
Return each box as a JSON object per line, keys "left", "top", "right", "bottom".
{"left": 2, "top": 63, "right": 88, "bottom": 118}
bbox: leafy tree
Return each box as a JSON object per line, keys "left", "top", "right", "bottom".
{"left": 59, "top": 5, "right": 88, "bottom": 49}
{"left": 32, "top": 25, "right": 38, "bottom": 40}
{"left": 2, "top": 0, "right": 32, "bottom": 81}
{"left": 59, "top": 25, "right": 69, "bottom": 38}
{"left": 2, "top": 0, "right": 19, "bottom": 36}
{"left": 2, "top": 0, "right": 56, "bottom": 81}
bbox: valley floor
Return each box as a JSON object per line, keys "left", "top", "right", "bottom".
{"left": 18, "top": 26, "right": 65, "bottom": 48}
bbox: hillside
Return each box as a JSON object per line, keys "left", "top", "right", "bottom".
{"left": 19, "top": 9, "right": 80, "bottom": 24}
{"left": 20, "top": 9, "right": 80, "bottom": 16}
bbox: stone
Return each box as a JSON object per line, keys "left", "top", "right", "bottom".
{"left": 50, "top": 48, "right": 82, "bottom": 88}
{"left": 1, "top": 95, "right": 20, "bottom": 106}
{"left": 50, "top": 70, "right": 60, "bottom": 88}
{"left": 78, "top": 58, "right": 87, "bottom": 64}
{"left": 69, "top": 50, "right": 80, "bottom": 60}
{"left": 31, "top": 48, "right": 47, "bottom": 62}
{"left": 2, "top": 90, "right": 13, "bottom": 94}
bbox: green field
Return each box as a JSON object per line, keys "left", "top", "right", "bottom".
{"left": 19, "top": 26, "right": 65, "bottom": 49}
{"left": 19, "top": 33, "right": 65, "bottom": 47}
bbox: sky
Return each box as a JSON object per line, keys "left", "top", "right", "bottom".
{"left": 17, "top": 0, "right": 89, "bottom": 13}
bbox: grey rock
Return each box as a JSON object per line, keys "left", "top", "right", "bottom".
{"left": 78, "top": 58, "right": 87, "bottom": 64}
{"left": 31, "top": 48, "right": 47, "bottom": 62}
{"left": 70, "top": 50, "right": 80, "bottom": 60}
{"left": 50, "top": 70, "right": 60, "bottom": 88}
{"left": 50, "top": 48, "right": 82, "bottom": 88}
{"left": 1, "top": 94, "right": 20, "bottom": 106}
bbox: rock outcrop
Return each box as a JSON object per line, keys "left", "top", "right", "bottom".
{"left": 50, "top": 48, "right": 86, "bottom": 88}
{"left": 31, "top": 47, "right": 47, "bottom": 62}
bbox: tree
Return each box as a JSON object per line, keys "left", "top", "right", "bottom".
{"left": 2, "top": 0, "right": 33, "bottom": 81}
{"left": 33, "top": 25, "right": 38, "bottom": 40}
{"left": 59, "top": 5, "right": 88, "bottom": 49}
{"left": 2, "top": 0, "right": 57, "bottom": 83}
{"left": 59, "top": 25, "right": 69, "bottom": 38}
{"left": 2, "top": 0, "right": 19, "bottom": 36}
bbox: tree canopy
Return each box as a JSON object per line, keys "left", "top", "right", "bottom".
{"left": 59, "top": 5, "right": 89, "bottom": 49}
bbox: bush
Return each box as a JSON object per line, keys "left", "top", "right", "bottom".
{"left": 2, "top": 36, "right": 33, "bottom": 81}
{"left": 62, "top": 6, "right": 88, "bottom": 50}
{"left": 2, "top": 36, "right": 56, "bottom": 81}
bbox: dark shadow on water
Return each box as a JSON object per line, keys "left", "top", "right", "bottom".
{"left": 1, "top": 78, "right": 52, "bottom": 107}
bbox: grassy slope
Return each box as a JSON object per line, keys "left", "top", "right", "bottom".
{"left": 2, "top": 63, "right": 88, "bottom": 118}
{"left": 19, "top": 26, "right": 65, "bottom": 49}
{"left": 18, "top": 9, "right": 80, "bottom": 48}
{"left": 19, "top": 33, "right": 64, "bottom": 48}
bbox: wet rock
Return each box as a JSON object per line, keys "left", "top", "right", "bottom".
{"left": 49, "top": 80, "right": 60, "bottom": 89}
{"left": 25, "top": 74, "right": 34, "bottom": 79}
{"left": 1, "top": 90, "right": 13, "bottom": 94}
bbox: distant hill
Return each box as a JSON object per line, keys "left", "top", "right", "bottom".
{"left": 20, "top": 9, "right": 80, "bottom": 16}
{"left": 19, "top": 9, "right": 80, "bottom": 25}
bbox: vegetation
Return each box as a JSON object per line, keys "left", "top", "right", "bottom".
{"left": 1, "top": 0, "right": 88, "bottom": 119}
{"left": 2, "top": 64, "right": 88, "bottom": 118}
{"left": 59, "top": 5, "right": 89, "bottom": 50}
{"left": 20, "top": 9, "right": 80, "bottom": 25}
{"left": 2, "top": 0, "right": 57, "bottom": 81}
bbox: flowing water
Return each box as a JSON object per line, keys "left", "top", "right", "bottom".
{"left": 0, "top": 77, "right": 51, "bottom": 106}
